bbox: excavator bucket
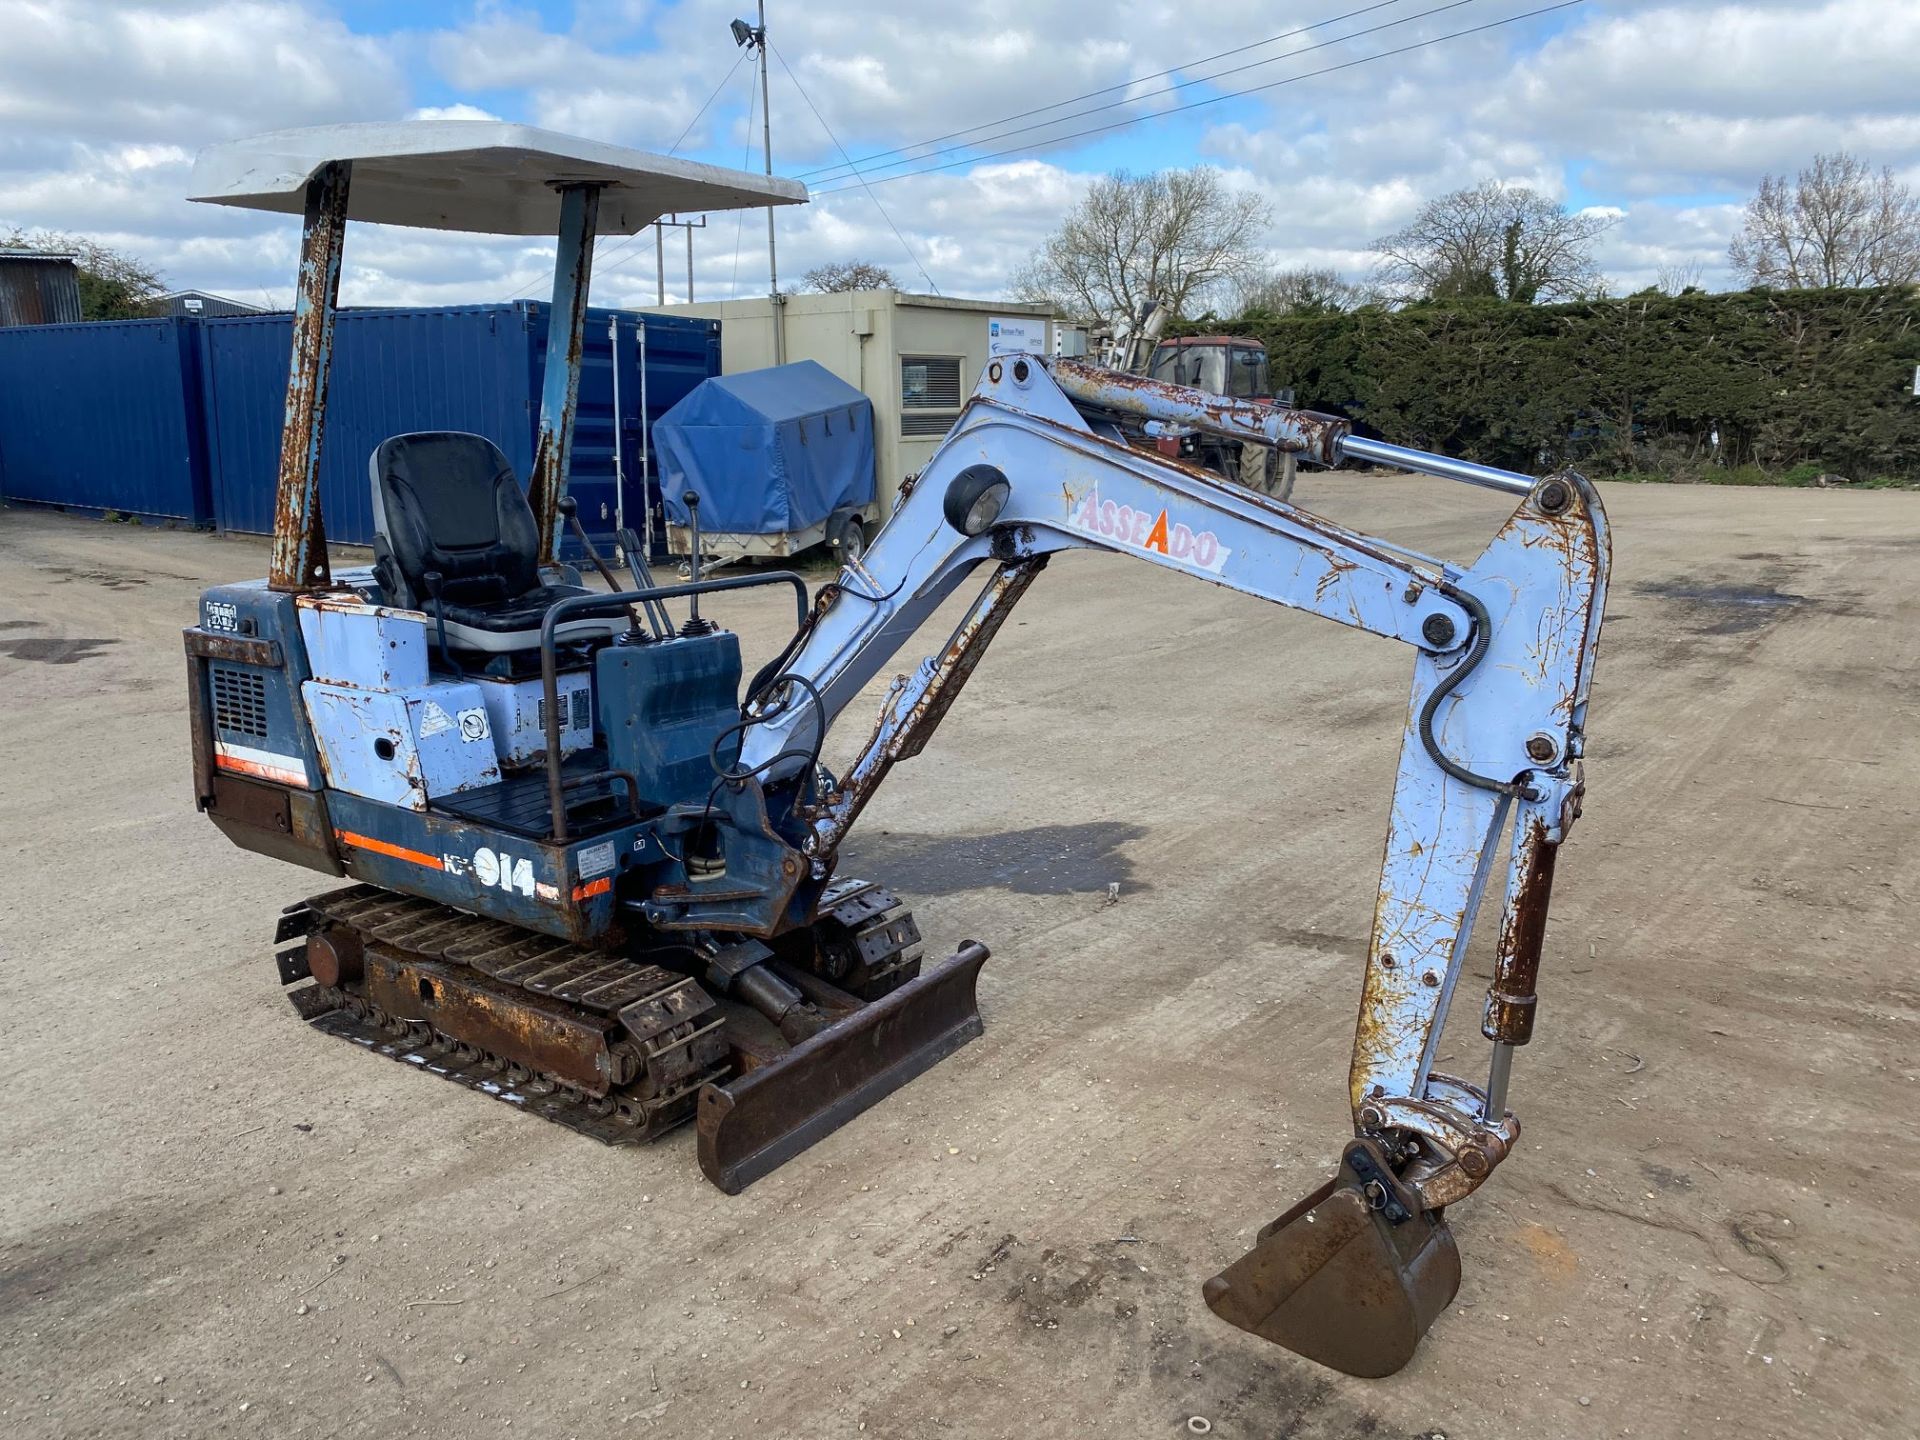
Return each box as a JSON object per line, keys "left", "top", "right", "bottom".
{"left": 697, "top": 941, "right": 990, "bottom": 1193}
{"left": 1203, "top": 1138, "right": 1461, "bottom": 1377}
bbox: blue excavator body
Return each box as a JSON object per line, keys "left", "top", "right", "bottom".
{"left": 180, "top": 121, "right": 1612, "bottom": 1383}
{"left": 187, "top": 571, "right": 788, "bottom": 946}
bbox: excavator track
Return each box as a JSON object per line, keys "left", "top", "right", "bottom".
{"left": 272, "top": 881, "right": 935, "bottom": 1148}
{"left": 296, "top": 984, "right": 711, "bottom": 1143}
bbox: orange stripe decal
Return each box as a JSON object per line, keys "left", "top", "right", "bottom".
{"left": 571, "top": 877, "right": 612, "bottom": 902}
{"left": 215, "top": 753, "right": 307, "bottom": 786}
{"left": 336, "top": 830, "right": 445, "bottom": 871}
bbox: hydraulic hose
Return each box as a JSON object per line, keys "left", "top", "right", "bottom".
{"left": 1419, "top": 584, "right": 1540, "bottom": 802}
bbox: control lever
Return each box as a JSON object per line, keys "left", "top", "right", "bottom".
{"left": 558, "top": 496, "right": 624, "bottom": 591}
{"left": 681, "top": 490, "right": 714, "bottom": 636}
{"left": 559, "top": 495, "right": 641, "bottom": 635}
{"left": 615, "top": 525, "right": 675, "bottom": 637}
{"left": 421, "top": 570, "right": 463, "bottom": 678}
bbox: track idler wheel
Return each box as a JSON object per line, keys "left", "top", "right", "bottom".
{"left": 305, "top": 925, "right": 363, "bottom": 988}
{"left": 1202, "top": 1137, "right": 1461, "bottom": 1378}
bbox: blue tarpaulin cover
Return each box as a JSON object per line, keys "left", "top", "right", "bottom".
{"left": 654, "top": 360, "right": 876, "bottom": 535}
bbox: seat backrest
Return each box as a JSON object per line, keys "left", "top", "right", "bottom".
{"left": 369, "top": 432, "right": 541, "bottom": 608}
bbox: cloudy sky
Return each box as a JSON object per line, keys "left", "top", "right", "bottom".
{"left": 1, "top": 0, "right": 1911, "bottom": 310}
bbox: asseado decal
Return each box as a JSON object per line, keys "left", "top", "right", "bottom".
{"left": 1066, "top": 486, "right": 1232, "bottom": 575}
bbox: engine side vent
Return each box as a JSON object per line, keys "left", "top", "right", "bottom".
{"left": 211, "top": 666, "right": 269, "bottom": 739}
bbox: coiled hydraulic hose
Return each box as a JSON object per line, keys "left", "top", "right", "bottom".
{"left": 1419, "top": 585, "right": 1541, "bottom": 803}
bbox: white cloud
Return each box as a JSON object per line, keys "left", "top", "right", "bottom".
{"left": 3, "top": 0, "right": 1917, "bottom": 306}
{"left": 427, "top": 14, "right": 712, "bottom": 151}
{"left": 0, "top": 0, "right": 401, "bottom": 144}
{"left": 408, "top": 104, "right": 504, "bottom": 123}
{"left": 0, "top": 0, "right": 407, "bottom": 297}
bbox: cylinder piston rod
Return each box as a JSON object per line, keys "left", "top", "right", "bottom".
{"left": 1340, "top": 436, "right": 1534, "bottom": 496}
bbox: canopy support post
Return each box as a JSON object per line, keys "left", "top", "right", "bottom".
{"left": 268, "top": 160, "right": 350, "bottom": 592}
{"left": 529, "top": 182, "right": 603, "bottom": 564}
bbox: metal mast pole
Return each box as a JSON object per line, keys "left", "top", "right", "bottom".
{"left": 608, "top": 314, "right": 625, "bottom": 538}
{"left": 655, "top": 222, "right": 666, "bottom": 306}
{"left": 756, "top": 0, "right": 784, "bottom": 363}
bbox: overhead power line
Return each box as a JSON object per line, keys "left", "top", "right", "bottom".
{"left": 805, "top": 0, "right": 1479, "bottom": 189}
{"left": 769, "top": 41, "right": 939, "bottom": 294}
{"left": 793, "top": 0, "right": 1413, "bottom": 184}
{"left": 596, "top": 54, "right": 763, "bottom": 296}
{"left": 669, "top": 50, "right": 749, "bottom": 157}
{"left": 729, "top": 51, "right": 761, "bottom": 299}
{"left": 508, "top": 53, "right": 752, "bottom": 303}
{"left": 807, "top": 1, "right": 1584, "bottom": 197}
{"left": 586, "top": 53, "right": 752, "bottom": 294}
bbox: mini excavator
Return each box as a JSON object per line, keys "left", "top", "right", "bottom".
{"left": 183, "top": 123, "right": 1608, "bottom": 1378}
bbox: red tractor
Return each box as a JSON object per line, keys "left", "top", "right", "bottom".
{"left": 1139, "top": 335, "right": 1296, "bottom": 499}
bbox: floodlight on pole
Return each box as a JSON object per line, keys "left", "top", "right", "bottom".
{"left": 728, "top": 5, "right": 783, "bottom": 363}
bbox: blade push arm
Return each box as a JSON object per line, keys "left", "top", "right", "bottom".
{"left": 742, "top": 354, "right": 1608, "bottom": 1199}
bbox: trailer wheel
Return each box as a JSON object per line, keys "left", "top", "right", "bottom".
{"left": 827, "top": 508, "right": 869, "bottom": 566}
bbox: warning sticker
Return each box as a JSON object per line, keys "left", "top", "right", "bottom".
{"left": 1066, "top": 486, "right": 1232, "bottom": 575}
{"left": 578, "top": 840, "right": 617, "bottom": 880}
{"left": 418, "top": 701, "right": 454, "bottom": 738}
{"left": 457, "top": 707, "right": 491, "bottom": 743}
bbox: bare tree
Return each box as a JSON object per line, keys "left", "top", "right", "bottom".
{"left": 2, "top": 225, "right": 163, "bottom": 319}
{"left": 1653, "top": 259, "right": 1705, "bottom": 296}
{"left": 1013, "top": 168, "right": 1270, "bottom": 328}
{"left": 1728, "top": 152, "right": 1920, "bottom": 289}
{"left": 799, "top": 259, "right": 898, "bottom": 293}
{"left": 1372, "top": 181, "right": 1613, "bottom": 303}
{"left": 1233, "top": 264, "right": 1365, "bottom": 316}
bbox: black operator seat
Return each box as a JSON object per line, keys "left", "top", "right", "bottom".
{"left": 368, "top": 431, "right": 622, "bottom": 654}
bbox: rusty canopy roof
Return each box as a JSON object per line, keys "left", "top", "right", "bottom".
{"left": 189, "top": 121, "right": 807, "bottom": 237}
{"left": 1155, "top": 334, "right": 1264, "bottom": 348}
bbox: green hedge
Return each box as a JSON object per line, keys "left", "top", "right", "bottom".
{"left": 1191, "top": 287, "right": 1920, "bottom": 481}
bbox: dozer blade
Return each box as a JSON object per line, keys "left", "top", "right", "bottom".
{"left": 1203, "top": 1137, "right": 1461, "bottom": 1378}
{"left": 697, "top": 941, "right": 990, "bottom": 1193}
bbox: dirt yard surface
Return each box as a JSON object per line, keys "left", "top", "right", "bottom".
{"left": 3, "top": 478, "right": 1915, "bottom": 1440}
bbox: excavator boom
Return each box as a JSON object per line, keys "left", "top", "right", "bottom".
{"left": 737, "top": 352, "right": 1609, "bottom": 1375}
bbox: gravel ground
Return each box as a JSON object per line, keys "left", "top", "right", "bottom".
{"left": 2, "top": 474, "right": 1916, "bottom": 1440}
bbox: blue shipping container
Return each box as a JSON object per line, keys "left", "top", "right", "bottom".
{"left": 0, "top": 317, "right": 213, "bottom": 524}
{"left": 199, "top": 301, "right": 719, "bottom": 552}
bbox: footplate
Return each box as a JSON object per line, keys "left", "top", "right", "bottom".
{"left": 696, "top": 941, "right": 990, "bottom": 1193}
{"left": 1202, "top": 1138, "right": 1461, "bottom": 1377}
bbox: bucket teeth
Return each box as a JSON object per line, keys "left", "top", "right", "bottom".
{"left": 1203, "top": 1138, "right": 1461, "bottom": 1378}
